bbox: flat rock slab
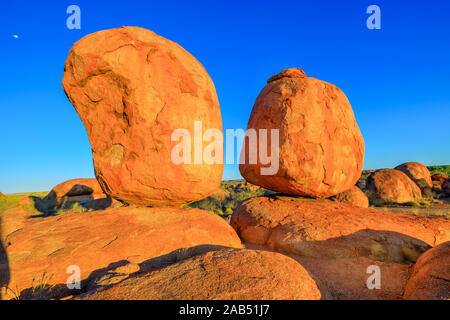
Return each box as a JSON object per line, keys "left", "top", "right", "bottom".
{"left": 75, "top": 248, "right": 322, "bottom": 300}
{"left": 231, "top": 195, "right": 450, "bottom": 263}
{"left": 0, "top": 206, "right": 242, "bottom": 299}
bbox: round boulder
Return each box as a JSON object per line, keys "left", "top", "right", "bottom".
{"left": 76, "top": 249, "right": 322, "bottom": 300}
{"left": 239, "top": 68, "right": 364, "bottom": 198}
{"left": 330, "top": 186, "right": 369, "bottom": 208}
{"left": 431, "top": 173, "right": 449, "bottom": 191}
{"left": 403, "top": 241, "right": 450, "bottom": 300}
{"left": 394, "top": 162, "right": 432, "bottom": 187}
{"left": 62, "top": 27, "right": 223, "bottom": 206}
{"left": 366, "top": 169, "right": 422, "bottom": 205}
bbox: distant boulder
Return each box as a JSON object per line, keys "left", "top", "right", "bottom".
{"left": 330, "top": 186, "right": 369, "bottom": 208}
{"left": 366, "top": 169, "right": 422, "bottom": 205}
{"left": 50, "top": 178, "right": 105, "bottom": 199}
{"left": 0, "top": 192, "right": 4, "bottom": 197}
{"left": 394, "top": 162, "right": 432, "bottom": 187}
{"left": 40, "top": 178, "right": 109, "bottom": 212}
{"left": 432, "top": 173, "right": 449, "bottom": 191}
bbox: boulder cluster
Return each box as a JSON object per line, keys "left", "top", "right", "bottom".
{"left": 231, "top": 69, "right": 449, "bottom": 299}
{"left": 365, "top": 162, "right": 450, "bottom": 205}
{"left": 1, "top": 27, "right": 448, "bottom": 300}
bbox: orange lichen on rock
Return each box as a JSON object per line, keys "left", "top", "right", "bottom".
{"left": 366, "top": 169, "right": 422, "bottom": 205}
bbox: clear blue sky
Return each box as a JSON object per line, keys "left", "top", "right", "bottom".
{"left": 1, "top": 0, "right": 449, "bottom": 193}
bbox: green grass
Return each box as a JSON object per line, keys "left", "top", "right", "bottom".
{"left": 427, "top": 165, "right": 450, "bottom": 176}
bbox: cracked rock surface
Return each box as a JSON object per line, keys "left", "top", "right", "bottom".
{"left": 0, "top": 205, "right": 242, "bottom": 299}
{"left": 75, "top": 248, "right": 322, "bottom": 300}
{"left": 230, "top": 195, "right": 450, "bottom": 263}
{"left": 62, "top": 26, "right": 223, "bottom": 206}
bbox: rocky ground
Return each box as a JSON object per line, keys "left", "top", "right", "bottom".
{"left": 1, "top": 27, "right": 449, "bottom": 300}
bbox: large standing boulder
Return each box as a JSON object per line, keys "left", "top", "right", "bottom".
{"left": 231, "top": 195, "right": 450, "bottom": 263}
{"left": 62, "top": 27, "right": 223, "bottom": 206}
{"left": 75, "top": 249, "right": 322, "bottom": 300}
{"left": 0, "top": 206, "right": 242, "bottom": 299}
{"left": 239, "top": 68, "right": 364, "bottom": 198}
{"left": 403, "top": 241, "right": 450, "bottom": 300}
{"left": 366, "top": 169, "right": 422, "bottom": 205}
{"left": 330, "top": 186, "right": 369, "bottom": 208}
{"left": 0, "top": 192, "right": 4, "bottom": 197}
{"left": 394, "top": 162, "right": 432, "bottom": 187}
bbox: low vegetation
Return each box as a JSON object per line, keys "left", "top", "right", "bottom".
{"left": 427, "top": 165, "right": 450, "bottom": 176}
{"left": 188, "top": 180, "right": 272, "bottom": 216}
{"left": 0, "top": 192, "right": 47, "bottom": 217}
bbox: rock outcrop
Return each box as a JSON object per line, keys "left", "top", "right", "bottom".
{"left": 330, "top": 186, "right": 369, "bottom": 208}
{"left": 75, "top": 249, "right": 322, "bottom": 300}
{"left": 431, "top": 173, "right": 449, "bottom": 191}
{"left": 443, "top": 178, "right": 450, "bottom": 195}
{"left": 366, "top": 169, "right": 422, "bottom": 204}
{"left": 230, "top": 195, "right": 450, "bottom": 263}
{"left": 62, "top": 26, "right": 223, "bottom": 206}
{"left": 394, "top": 162, "right": 432, "bottom": 187}
{"left": 39, "top": 178, "right": 110, "bottom": 211}
{"left": 239, "top": 68, "right": 364, "bottom": 198}
{"left": 0, "top": 206, "right": 242, "bottom": 299}
{"left": 403, "top": 241, "right": 450, "bottom": 300}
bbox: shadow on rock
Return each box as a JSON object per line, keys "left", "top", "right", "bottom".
{"left": 0, "top": 215, "right": 10, "bottom": 299}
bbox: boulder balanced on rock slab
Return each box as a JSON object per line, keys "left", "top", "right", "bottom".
{"left": 366, "top": 169, "right": 422, "bottom": 205}
{"left": 0, "top": 206, "right": 242, "bottom": 299}
{"left": 230, "top": 195, "right": 450, "bottom": 263}
{"left": 403, "top": 241, "right": 450, "bottom": 300}
{"left": 239, "top": 68, "right": 364, "bottom": 198}
{"left": 62, "top": 26, "right": 223, "bottom": 206}
{"left": 75, "top": 249, "right": 322, "bottom": 300}
{"left": 394, "top": 162, "right": 432, "bottom": 187}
